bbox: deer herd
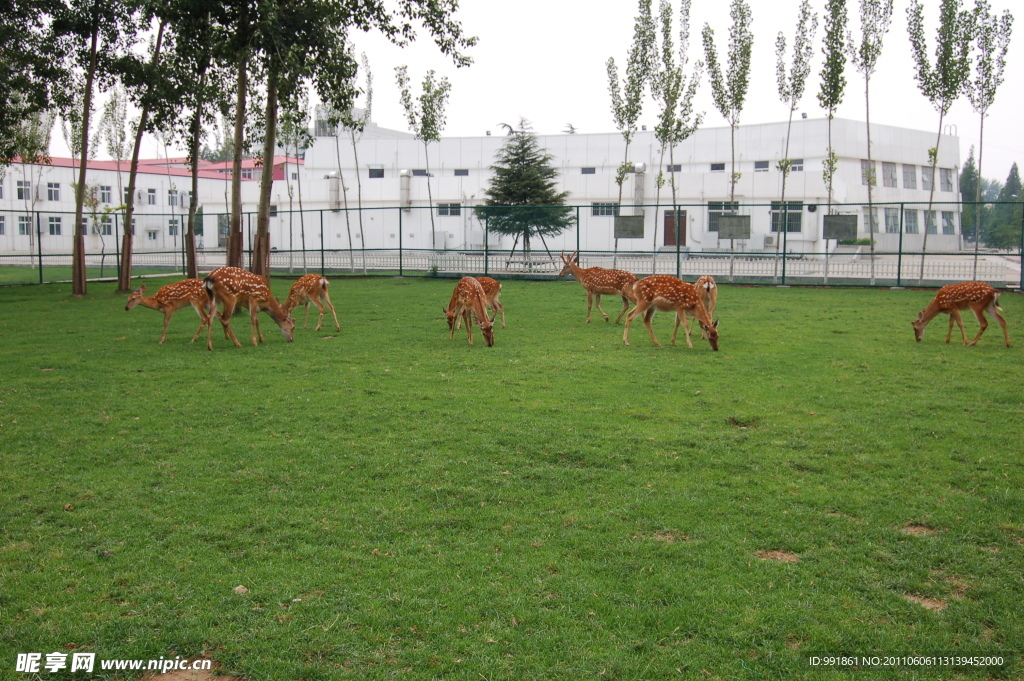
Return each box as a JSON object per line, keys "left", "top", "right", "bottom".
{"left": 125, "top": 255, "right": 1011, "bottom": 351}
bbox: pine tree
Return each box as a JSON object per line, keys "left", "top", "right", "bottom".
{"left": 960, "top": 146, "right": 979, "bottom": 243}
{"left": 988, "top": 163, "right": 1022, "bottom": 250}
{"left": 475, "top": 120, "right": 576, "bottom": 269}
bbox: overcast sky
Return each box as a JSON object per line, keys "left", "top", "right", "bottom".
{"left": 347, "top": 0, "right": 1021, "bottom": 184}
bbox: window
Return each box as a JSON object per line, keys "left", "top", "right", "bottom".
{"left": 314, "top": 119, "right": 334, "bottom": 137}
{"left": 17, "top": 181, "right": 31, "bottom": 200}
{"left": 790, "top": 159, "right": 804, "bottom": 172}
{"left": 438, "top": 203, "right": 461, "bottom": 216}
{"left": 241, "top": 168, "right": 254, "bottom": 180}
{"left": 147, "top": 188, "right": 157, "bottom": 205}
{"left": 860, "top": 160, "right": 875, "bottom": 186}
{"left": 904, "top": 209, "right": 919, "bottom": 234}
{"left": 666, "top": 164, "right": 681, "bottom": 173}
{"left": 0, "top": 181, "right": 4, "bottom": 199}
{"left": 291, "top": 173, "right": 298, "bottom": 180}
{"left": 754, "top": 161, "right": 769, "bottom": 173}
{"left": 882, "top": 162, "right": 897, "bottom": 188}
{"left": 147, "top": 230, "right": 158, "bottom": 241}
{"left": 19, "top": 216, "right": 32, "bottom": 235}
{"left": 47, "top": 182, "right": 60, "bottom": 201}
{"left": 0, "top": 216, "right": 4, "bottom": 235}
{"left": 124, "top": 186, "right": 131, "bottom": 204}
{"left": 884, "top": 207, "right": 900, "bottom": 233}
{"left": 941, "top": 211, "right": 956, "bottom": 235}
{"left": 100, "top": 185, "right": 112, "bottom": 203}
{"left": 179, "top": 190, "right": 190, "bottom": 206}
{"left": 581, "top": 167, "right": 596, "bottom": 175}
{"left": 707, "top": 201, "right": 739, "bottom": 232}
{"left": 368, "top": 168, "right": 384, "bottom": 179}
{"left": 168, "top": 219, "right": 179, "bottom": 236}
{"left": 48, "top": 216, "right": 61, "bottom": 235}
{"left": 902, "top": 164, "right": 917, "bottom": 189}
{"left": 100, "top": 216, "right": 112, "bottom": 236}
{"left": 921, "top": 167, "right": 934, "bottom": 191}
{"left": 770, "top": 201, "right": 803, "bottom": 233}
{"left": 924, "top": 210, "right": 937, "bottom": 234}
{"left": 454, "top": 169, "right": 469, "bottom": 177}
{"left": 862, "top": 207, "right": 878, "bottom": 234}
{"left": 168, "top": 189, "right": 178, "bottom": 207}
{"left": 269, "top": 204, "right": 277, "bottom": 217}
{"left": 412, "top": 169, "right": 428, "bottom": 177}
{"left": 592, "top": 203, "right": 619, "bottom": 217}
{"left": 940, "top": 168, "right": 953, "bottom": 192}
{"left": 710, "top": 163, "right": 725, "bottom": 172}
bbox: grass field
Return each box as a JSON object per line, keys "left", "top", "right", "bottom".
{"left": 1, "top": 276, "right": 1022, "bottom": 680}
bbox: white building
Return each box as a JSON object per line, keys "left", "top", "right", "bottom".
{"left": 0, "top": 116, "right": 962, "bottom": 258}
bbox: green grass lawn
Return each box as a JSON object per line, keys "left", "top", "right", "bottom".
{"left": 1, "top": 277, "right": 1022, "bottom": 680}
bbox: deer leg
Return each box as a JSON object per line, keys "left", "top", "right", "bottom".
{"left": 675, "top": 309, "right": 694, "bottom": 348}
{"left": 987, "top": 302, "right": 1011, "bottom": 347}
{"left": 301, "top": 301, "right": 311, "bottom": 329}
{"left": 463, "top": 310, "right": 474, "bottom": 345}
{"left": 493, "top": 299, "right": 506, "bottom": 328}
{"left": 189, "top": 303, "right": 208, "bottom": 344}
{"left": 946, "top": 309, "right": 967, "bottom": 345}
{"left": 614, "top": 295, "right": 630, "bottom": 324}
{"left": 585, "top": 290, "right": 594, "bottom": 323}
{"left": 323, "top": 292, "right": 341, "bottom": 332}
{"left": 159, "top": 308, "right": 174, "bottom": 344}
{"left": 966, "top": 306, "right": 990, "bottom": 347}
{"left": 311, "top": 298, "right": 327, "bottom": 331}
{"left": 595, "top": 293, "right": 609, "bottom": 322}
{"left": 642, "top": 307, "right": 661, "bottom": 346}
{"left": 622, "top": 301, "right": 647, "bottom": 345}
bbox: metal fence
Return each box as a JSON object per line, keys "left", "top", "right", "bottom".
{"left": 1, "top": 202, "right": 1021, "bottom": 288}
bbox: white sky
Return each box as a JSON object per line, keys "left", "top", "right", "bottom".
{"left": 57, "top": 0, "right": 1022, "bottom": 185}
{"left": 347, "top": 0, "right": 1022, "bottom": 184}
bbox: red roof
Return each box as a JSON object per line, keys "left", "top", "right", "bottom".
{"left": 11, "top": 155, "right": 302, "bottom": 181}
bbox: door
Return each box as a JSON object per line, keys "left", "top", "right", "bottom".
{"left": 664, "top": 210, "right": 686, "bottom": 247}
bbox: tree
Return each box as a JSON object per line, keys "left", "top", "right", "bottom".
{"left": 966, "top": 0, "right": 1012, "bottom": 274}
{"left": 960, "top": 147, "right": 980, "bottom": 242}
{"left": 908, "top": 0, "right": 974, "bottom": 282}
{"left": 987, "top": 163, "right": 1022, "bottom": 250}
{"left": 396, "top": 66, "right": 452, "bottom": 251}
{"left": 475, "top": 120, "right": 576, "bottom": 270}
{"left": 818, "top": 0, "right": 848, "bottom": 213}
{"left": 650, "top": 0, "right": 703, "bottom": 251}
{"left": 702, "top": 0, "right": 754, "bottom": 204}
{"left": 347, "top": 53, "right": 373, "bottom": 273}
{"left": 607, "top": 0, "right": 655, "bottom": 262}
{"left": 847, "top": 0, "right": 893, "bottom": 285}
{"left": 774, "top": 0, "right": 817, "bottom": 282}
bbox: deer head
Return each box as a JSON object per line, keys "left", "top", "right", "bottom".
{"left": 125, "top": 286, "right": 147, "bottom": 311}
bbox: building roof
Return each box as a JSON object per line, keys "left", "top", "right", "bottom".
{"left": 9, "top": 155, "right": 302, "bottom": 180}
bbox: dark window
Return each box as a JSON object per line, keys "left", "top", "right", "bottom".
{"left": 791, "top": 159, "right": 804, "bottom": 172}
{"left": 770, "top": 201, "right": 803, "bottom": 233}
{"left": 368, "top": 168, "right": 384, "bottom": 179}
{"left": 666, "top": 164, "right": 681, "bottom": 173}
{"left": 454, "top": 169, "right": 469, "bottom": 177}
{"left": 592, "top": 203, "right": 619, "bottom": 217}
{"left": 754, "top": 161, "right": 769, "bottom": 172}
{"left": 438, "top": 203, "right": 461, "bottom": 216}
{"left": 412, "top": 169, "right": 428, "bottom": 177}
{"left": 707, "top": 201, "right": 739, "bottom": 232}
{"left": 710, "top": 163, "right": 725, "bottom": 172}
{"left": 581, "top": 167, "right": 596, "bottom": 175}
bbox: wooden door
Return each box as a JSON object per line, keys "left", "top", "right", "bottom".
{"left": 664, "top": 210, "right": 686, "bottom": 247}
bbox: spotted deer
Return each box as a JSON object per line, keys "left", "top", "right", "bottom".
{"left": 912, "top": 281, "right": 1010, "bottom": 347}
{"left": 558, "top": 250, "right": 638, "bottom": 323}
{"left": 685, "top": 274, "right": 718, "bottom": 341}
{"left": 623, "top": 275, "right": 719, "bottom": 350}
{"left": 203, "top": 266, "right": 295, "bottom": 350}
{"left": 454, "top": 277, "right": 506, "bottom": 330}
{"left": 125, "top": 279, "right": 212, "bottom": 344}
{"left": 282, "top": 274, "right": 341, "bottom": 332}
{"left": 444, "top": 276, "right": 496, "bottom": 347}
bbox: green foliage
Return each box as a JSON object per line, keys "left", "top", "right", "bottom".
{"left": 967, "top": 0, "right": 1013, "bottom": 117}
{"left": 907, "top": 0, "right": 974, "bottom": 117}
{"left": 475, "top": 120, "right": 576, "bottom": 247}
{"left": 776, "top": 0, "right": 818, "bottom": 114}
{"left": 818, "top": 0, "right": 848, "bottom": 115}
{"left": 847, "top": 0, "right": 894, "bottom": 76}
{"left": 986, "top": 162, "right": 1023, "bottom": 249}
{"left": 396, "top": 66, "right": 451, "bottom": 146}
{"left": 1, "top": 280, "right": 1023, "bottom": 678}
{"left": 651, "top": 0, "right": 703, "bottom": 170}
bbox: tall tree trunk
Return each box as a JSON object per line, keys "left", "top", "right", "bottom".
{"left": 973, "top": 114, "right": 985, "bottom": 278}
{"left": 185, "top": 105, "right": 202, "bottom": 279}
{"left": 865, "top": 74, "right": 876, "bottom": 285}
{"left": 252, "top": 70, "right": 279, "bottom": 278}
{"left": 918, "top": 109, "right": 944, "bottom": 284}
{"left": 351, "top": 131, "right": 367, "bottom": 273}
{"left": 424, "top": 140, "right": 437, "bottom": 249}
{"left": 72, "top": 16, "right": 100, "bottom": 297}
{"left": 118, "top": 22, "right": 165, "bottom": 292}
{"left": 333, "top": 126, "right": 355, "bottom": 272}
{"left": 228, "top": 56, "right": 248, "bottom": 268}
{"left": 773, "top": 106, "right": 796, "bottom": 284}
{"left": 296, "top": 134, "right": 307, "bottom": 274}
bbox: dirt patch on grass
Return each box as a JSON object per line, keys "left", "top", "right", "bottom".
{"left": 900, "top": 522, "right": 938, "bottom": 537}
{"left": 141, "top": 657, "right": 226, "bottom": 681}
{"left": 631, "top": 531, "right": 689, "bottom": 543}
{"left": 904, "top": 594, "right": 946, "bottom": 612}
{"left": 756, "top": 550, "right": 799, "bottom": 564}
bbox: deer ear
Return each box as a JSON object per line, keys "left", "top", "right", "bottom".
{"left": 713, "top": 319, "right": 719, "bottom": 328}
{"left": 135, "top": 286, "right": 145, "bottom": 294}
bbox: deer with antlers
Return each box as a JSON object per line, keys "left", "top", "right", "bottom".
{"left": 203, "top": 266, "right": 295, "bottom": 350}
{"left": 558, "top": 250, "right": 637, "bottom": 323}
{"left": 453, "top": 277, "right": 505, "bottom": 330}
{"left": 623, "top": 275, "right": 719, "bottom": 350}
{"left": 912, "top": 281, "right": 1010, "bottom": 347}
{"left": 282, "top": 273, "right": 341, "bottom": 332}
{"left": 444, "top": 277, "right": 496, "bottom": 347}
{"left": 125, "top": 279, "right": 212, "bottom": 344}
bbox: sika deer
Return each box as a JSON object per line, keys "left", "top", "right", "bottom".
{"left": 444, "top": 277, "right": 496, "bottom": 346}
{"left": 125, "top": 279, "right": 212, "bottom": 344}
{"left": 454, "top": 277, "right": 506, "bottom": 330}
{"left": 912, "top": 281, "right": 1010, "bottom": 347}
{"left": 558, "top": 251, "right": 637, "bottom": 323}
{"left": 623, "top": 275, "right": 719, "bottom": 350}
{"left": 203, "top": 267, "right": 295, "bottom": 349}
{"left": 283, "top": 274, "right": 341, "bottom": 332}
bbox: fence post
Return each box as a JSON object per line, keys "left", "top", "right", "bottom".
{"left": 781, "top": 210, "right": 789, "bottom": 286}
{"left": 896, "top": 204, "right": 904, "bottom": 287}
{"left": 399, "top": 207, "right": 404, "bottom": 277}
{"left": 1019, "top": 202, "right": 1023, "bottom": 290}
{"left": 576, "top": 206, "right": 580, "bottom": 255}
{"left": 484, "top": 216, "right": 489, "bottom": 276}
{"left": 36, "top": 212, "right": 43, "bottom": 284}
{"left": 319, "top": 210, "right": 325, "bottom": 276}
{"left": 114, "top": 213, "right": 121, "bottom": 281}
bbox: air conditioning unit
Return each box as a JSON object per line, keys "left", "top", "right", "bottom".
{"left": 764, "top": 235, "right": 776, "bottom": 248}
{"left": 136, "top": 190, "right": 145, "bottom": 202}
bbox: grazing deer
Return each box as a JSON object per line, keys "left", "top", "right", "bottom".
{"left": 454, "top": 277, "right": 506, "bottom": 330}
{"left": 558, "top": 250, "right": 638, "bottom": 323}
{"left": 684, "top": 274, "right": 718, "bottom": 341}
{"left": 203, "top": 266, "right": 295, "bottom": 350}
{"left": 282, "top": 274, "right": 341, "bottom": 332}
{"left": 912, "top": 281, "right": 1010, "bottom": 347}
{"left": 444, "top": 277, "right": 496, "bottom": 347}
{"left": 125, "top": 279, "right": 212, "bottom": 344}
{"left": 623, "top": 275, "right": 719, "bottom": 350}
